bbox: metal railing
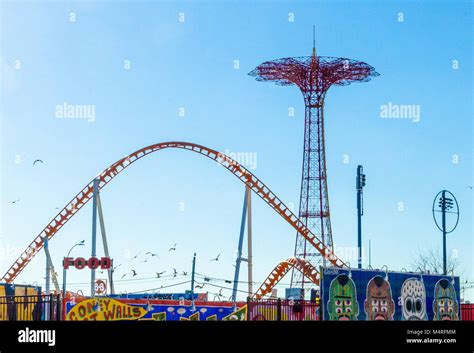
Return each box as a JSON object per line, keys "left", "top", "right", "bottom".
{"left": 247, "top": 298, "right": 320, "bottom": 321}
{"left": 0, "top": 294, "right": 62, "bottom": 321}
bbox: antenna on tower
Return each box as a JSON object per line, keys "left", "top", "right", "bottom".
{"left": 312, "top": 25, "right": 316, "bottom": 57}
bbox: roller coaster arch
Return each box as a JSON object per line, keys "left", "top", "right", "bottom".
{"left": 2, "top": 141, "right": 347, "bottom": 286}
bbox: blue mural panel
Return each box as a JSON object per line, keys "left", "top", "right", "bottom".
{"left": 321, "top": 267, "right": 460, "bottom": 321}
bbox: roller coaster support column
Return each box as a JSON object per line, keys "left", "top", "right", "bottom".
{"left": 246, "top": 186, "right": 253, "bottom": 296}
{"left": 97, "top": 194, "right": 114, "bottom": 295}
{"left": 44, "top": 236, "right": 50, "bottom": 320}
{"left": 232, "top": 188, "right": 249, "bottom": 302}
{"left": 44, "top": 236, "right": 50, "bottom": 295}
{"left": 90, "top": 178, "right": 99, "bottom": 297}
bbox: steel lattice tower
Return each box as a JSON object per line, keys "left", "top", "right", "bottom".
{"left": 249, "top": 30, "right": 378, "bottom": 292}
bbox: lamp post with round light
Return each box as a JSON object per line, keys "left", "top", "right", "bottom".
{"left": 62, "top": 240, "right": 85, "bottom": 296}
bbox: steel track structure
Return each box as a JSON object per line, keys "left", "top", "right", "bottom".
{"left": 252, "top": 257, "right": 319, "bottom": 299}
{"left": 2, "top": 142, "right": 347, "bottom": 286}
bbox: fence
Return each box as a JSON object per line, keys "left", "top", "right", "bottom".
{"left": 0, "top": 294, "right": 62, "bottom": 321}
{"left": 461, "top": 303, "right": 474, "bottom": 321}
{"left": 247, "top": 298, "right": 319, "bottom": 321}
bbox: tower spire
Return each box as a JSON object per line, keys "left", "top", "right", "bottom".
{"left": 312, "top": 25, "right": 316, "bottom": 57}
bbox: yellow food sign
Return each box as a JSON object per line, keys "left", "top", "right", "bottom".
{"left": 67, "top": 298, "right": 147, "bottom": 321}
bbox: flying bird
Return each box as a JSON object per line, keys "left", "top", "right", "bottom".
{"left": 182, "top": 271, "right": 188, "bottom": 276}
{"left": 218, "top": 288, "right": 223, "bottom": 296}
{"left": 121, "top": 274, "right": 127, "bottom": 279}
{"left": 195, "top": 284, "right": 205, "bottom": 289}
{"left": 33, "top": 159, "right": 44, "bottom": 166}
{"left": 210, "top": 253, "right": 221, "bottom": 262}
{"left": 141, "top": 258, "right": 148, "bottom": 263}
{"left": 146, "top": 252, "right": 159, "bottom": 257}
{"left": 169, "top": 243, "right": 177, "bottom": 252}
{"left": 172, "top": 268, "right": 178, "bottom": 278}
{"left": 156, "top": 271, "right": 166, "bottom": 278}
{"left": 131, "top": 252, "right": 140, "bottom": 260}
{"left": 10, "top": 198, "right": 20, "bottom": 204}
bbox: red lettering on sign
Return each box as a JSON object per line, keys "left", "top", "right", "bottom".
{"left": 100, "top": 257, "right": 111, "bottom": 269}
{"left": 88, "top": 257, "right": 99, "bottom": 270}
{"left": 63, "top": 257, "right": 73, "bottom": 269}
{"left": 65, "top": 257, "right": 112, "bottom": 270}
{"left": 75, "top": 258, "right": 86, "bottom": 269}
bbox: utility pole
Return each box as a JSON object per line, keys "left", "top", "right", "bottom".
{"left": 191, "top": 252, "right": 196, "bottom": 298}
{"left": 356, "top": 165, "right": 366, "bottom": 269}
{"left": 432, "top": 190, "right": 459, "bottom": 276}
{"left": 368, "top": 239, "right": 371, "bottom": 268}
{"left": 441, "top": 190, "right": 447, "bottom": 275}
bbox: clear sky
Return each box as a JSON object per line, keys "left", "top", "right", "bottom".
{"left": 1, "top": 0, "right": 472, "bottom": 302}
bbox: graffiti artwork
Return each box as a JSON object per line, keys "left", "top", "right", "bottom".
{"left": 66, "top": 298, "right": 148, "bottom": 321}
{"left": 433, "top": 278, "right": 459, "bottom": 321}
{"left": 64, "top": 297, "right": 247, "bottom": 321}
{"left": 364, "top": 275, "right": 395, "bottom": 321}
{"left": 327, "top": 274, "right": 359, "bottom": 321}
{"left": 401, "top": 278, "right": 427, "bottom": 321}
{"left": 321, "top": 267, "right": 460, "bottom": 321}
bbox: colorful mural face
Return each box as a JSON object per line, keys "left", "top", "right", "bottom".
{"left": 364, "top": 275, "right": 395, "bottom": 321}
{"left": 65, "top": 297, "right": 247, "bottom": 321}
{"left": 433, "top": 279, "right": 459, "bottom": 321}
{"left": 321, "top": 268, "right": 460, "bottom": 321}
{"left": 401, "top": 278, "right": 427, "bottom": 321}
{"left": 327, "top": 274, "right": 359, "bottom": 321}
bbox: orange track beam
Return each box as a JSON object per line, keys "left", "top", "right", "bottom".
{"left": 1, "top": 142, "right": 347, "bottom": 283}
{"left": 252, "top": 257, "right": 320, "bottom": 299}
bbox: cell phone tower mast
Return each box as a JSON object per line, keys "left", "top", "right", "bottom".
{"left": 249, "top": 27, "right": 379, "bottom": 292}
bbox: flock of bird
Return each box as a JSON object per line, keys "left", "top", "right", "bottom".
{"left": 115, "top": 244, "right": 223, "bottom": 293}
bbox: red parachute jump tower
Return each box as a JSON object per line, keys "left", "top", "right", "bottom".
{"left": 249, "top": 28, "right": 379, "bottom": 293}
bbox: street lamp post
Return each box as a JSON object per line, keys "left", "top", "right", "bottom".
{"left": 62, "top": 240, "right": 85, "bottom": 296}
{"left": 356, "top": 165, "right": 366, "bottom": 269}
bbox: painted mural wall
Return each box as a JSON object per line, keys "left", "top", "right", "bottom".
{"left": 64, "top": 297, "right": 247, "bottom": 321}
{"left": 321, "top": 267, "right": 460, "bottom": 321}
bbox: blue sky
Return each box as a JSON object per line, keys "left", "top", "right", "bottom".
{"left": 1, "top": 0, "right": 472, "bottom": 301}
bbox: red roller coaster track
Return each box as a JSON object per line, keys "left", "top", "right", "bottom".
{"left": 1, "top": 142, "right": 347, "bottom": 285}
